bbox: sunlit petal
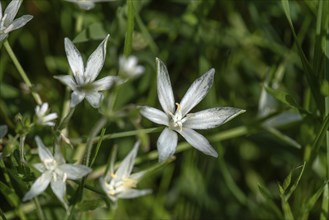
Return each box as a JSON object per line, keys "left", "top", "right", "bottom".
{"left": 53, "top": 75, "right": 77, "bottom": 90}
{"left": 23, "top": 171, "right": 52, "bottom": 201}
{"left": 35, "top": 136, "right": 54, "bottom": 162}
{"left": 84, "top": 34, "right": 109, "bottom": 82}
{"left": 64, "top": 38, "right": 84, "bottom": 85}
{"left": 70, "top": 91, "right": 85, "bottom": 108}
{"left": 115, "top": 142, "right": 139, "bottom": 180}
{"left": 180, "top": 69, "right": 215, "bottom": 116}
{"left": 157, "top": 128, "right": 178, "bottom": 162}
{"left": 140, "top": 106, "right": 168, "bottom": 126}
{"left": 58, "top": 164, "right": 91, "bottom": 180}
{"left": 179, "top": 128, "right": 218, "bottom": 157}
{"left": 85, "top": 92, "right": 103, "bottom": 108}
{"left": 184, "top": 107, "right": 246, "bottom": 130}
{"left": 118, "top": 189, "right": 152, "bottom": 199}
{"left": 156, "top": 58, "right": 175, "bottom": 114}
{"left": 50, "top": 178, "right": 68, "bottom": 209}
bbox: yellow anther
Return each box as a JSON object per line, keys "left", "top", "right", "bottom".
{"left": 110, "top": 172, "right": 116, "bottom": 178}
{"left": 175, "top": 103, "right": 181, "bottom": 112}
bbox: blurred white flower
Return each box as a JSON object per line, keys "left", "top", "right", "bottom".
{"left": 100, "top": 142, "right": 151, "bottom": 203}
{"left": 65, "top": 0, "right": 115, "bottom": 10}
{"left": 140, "top": 58, "right": 245, "bottom": 161}
{"left": 23, "top": 137, "right": 91, "bottom": 209}
{"left": 0, "top": 0, "right": 33, "bottom": 41}
{"left": 119, "top": 55, "right": 145, "bottom": 79}
{"left": 54, "top": 34, "right": 119, "bottom": 108}
{"left": 35, "top": 103, "right": 58, "bottom": 127}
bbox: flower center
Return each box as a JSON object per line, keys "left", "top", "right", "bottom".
{"left": 44, "top": 158, "right": 57, "bottom": 171}
{"left": 104, "top": 173, "right": 137, "bottom": 196}
{"left": 169, "top": 103, "right": 187, "bottom": 132}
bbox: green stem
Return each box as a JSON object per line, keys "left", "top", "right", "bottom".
{"left": 4, "top": 40, "right": 42, "bottom": 105}
{"left": 85, "top": 117, "right": 108, "bottom": 167}
{"left": 75, "top": 12, "right": 84, "bottom": 33}
{"left": 19, "top": 134, "right": 26, "bottom": 163}
{"left": 123, "top": 0, "right": 134, "bottom": 57}
{"left": 33, "top": 198, "right": 45, "bottom": 220}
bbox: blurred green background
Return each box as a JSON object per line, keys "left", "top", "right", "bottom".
{"left": 0, "top": 0, "right": 328, "bottom": 219}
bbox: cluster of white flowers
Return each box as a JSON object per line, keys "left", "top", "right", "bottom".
{"left": 0, "top": 0, "right": 245, "bottom": 211}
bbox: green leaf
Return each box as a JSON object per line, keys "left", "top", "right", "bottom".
{"left": 283, "top": 171, "right": 292, "bottom": 191}
{"left": 89, "top": 128, "right": 106, "bottom": 167}
{"left": 265, "top": 86, "right": 305, "bottom": 113}
{"left": 73, "top": 23, "right": 108, "bottom": 43}
{"left": 0, "top": 182, "right": 19, "bottom": 207}
{"left": 0, "top": 83, "right": 19, "bottom": 99}
{"left": 124, "top": 0, "right": 135, "bottom": 56}
{"left": 76, "top": 199, "right": 106, "bottom": 211}
{"left": 300, "top": 182, "right": 326, "bottom": 219}
{"left": 286, "top": 162, "right": 306, "bottom": 200}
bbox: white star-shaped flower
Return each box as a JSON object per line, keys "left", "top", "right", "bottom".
{"left": 0, "top": 0, "right": 33, "bottom": 41}
{"left": 65, "top": 0, "right": 115, "bottom": 10}
{"left": 119, "top": 55, "right": 145, "bottom": 79}
{"left": 54, "top": 34, "right": 118, "bottom": 108}
{"left": 34, "top": 103, "right": 58, "bottom": 127}
{"left": 140, "top": 58, "right": 246, "bottom": 161}
{"left": 100, "top": 142, "right": 151, "bottom": 203}
{"left": 23, "top": 136, "right": 92, "bottom": 209}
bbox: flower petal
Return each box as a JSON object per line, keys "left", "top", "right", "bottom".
{"left": 35, "top": 136, "right": 54, "bottom": 162}
{"left": 0, "top": 1, "right": 2, "bottom": 20}
{"left": 85, "top": 92, "right": 103, "bottom": 108}
{"left": 33, "top": 163, "right": 46, "bottom": 173}
{"left": 115, "top": 142, "right": 139, "bottom": 180}
{"left": 64, "top": 38, "right": 84, "bottom": 85}
{"left": 5, "top": 15, "right": 33, "bottom": 33}
{"left": 118, "top": 189, "right": 152, "bottom": 199}
{"left": 180, "top": 69, "right": 215, "bottom": 116}
{"left": 58, "top": 164, "right": 91, "bottom": 180}
{"left": 157, "top": 128, "right": 178, "bottom": 162}
{"left": 92, "top": 76, "right": 117, "bottom": 91}
{"left": 43, "top": 113, "right": 58, "bottom": 123}
{"left": 84, "top": 34, "right": 109, "bottom": 83}
{"left": 54, "top": 75, "right": 77, "bottom": 90}
{"left": 70, "top": 91, "right": 85, "bottom": 108}
{"left": 3, "top": 0, "right": 21, "bottom": 25}
{"left": 23, "top": 171, "right": 52, "bottom": 201}
{"left": 156, "top": 58, "right": 175, "bottom": 114}
{"left": 184, "top": 107, "right": 246, "bottom": 130}
{"left": 140, "top": 106, "right": 168, "bottom": 126}
{"left": 179, "top": 128, "right": 218, "bottom": 157}
{"left": 50, "top": 178, "right": 68, "bottom": 209}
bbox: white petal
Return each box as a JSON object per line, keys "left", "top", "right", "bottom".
{"left": 50, "top": 178, "right": 67, "bottom": 209}
{"left": 0, "top": 34, "right": 7, "bottom": 42}
{"left": 140, "top": 106, "right": 168, "bottom": 126}
{"left": 58, "top": 164, "right": 91, "bottom": 180}
{"left": 64, "top": 38, "right": 84, "bottom": 85}
{"left": 23, "top": 171, "right": 52, "bottom": 201}
{"left": 3, "top": 0, "right": 21, "bottom": 25}
{"left": 70, "top": 91, "right": 85, "bottom": 108}
{"left": 156, "top": 58, "right": 175, "bottom": 114}
{"left": 5, "top": 15, "right": 32, "bottom": 33}
{"left": 40, "top": 103, "right": 48, "bottom": 115}
{"left": 85, "top": 92, "right": 103, "bottom": 108}
{"left": 84, "top": 34, "right": 109, "bottom": 83}
{"left": 184, "top": 107, "right": 246, "bottom": 130}
{"left": 130, "top": 171, "right": 147, "bottom": 181}
{"left": 92, "top": 76, "right": 117, "bottom": 91}
{"left": 180, "top": 69, "right": 215, "bottom": 116}
{"left": 33, "top": 163, "right": 46, "bottom": 173}
{"left": 54, "top": 75, "right": 77, "bottom": 90}
{"left": 157, "top": 128, "right": 178, "bottom": 162}
{"left": 118, "top": 189, "right": 152, "bottom": 199}
{"left": 43, "top": 113, "right": 58, "bottom": 122}
{"left": 179, "top": 128, "right": 218, "bottom": 157}
{"left": 54, "top": 145, "right": 65, "bottom": 165}
{"left": 35, "top": 136, "right": 54, "bottom": 162}
{"left": 0, "top": 1, "right": 2, "bottom": 20}
{"left": 115, "top": 142, "right": 139, "bottom": 179}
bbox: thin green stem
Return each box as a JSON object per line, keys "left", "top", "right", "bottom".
{"left": 19, "top": 134, "right": 26, "bottom": 163}
{"left": 33, "top": 198, "right": 45, "bottom": 220}
{"left": 123, "top": 0, "right": 134, "bottom": 57}
{"left": 4, "top": 40, "right": 42, "bottom": 105}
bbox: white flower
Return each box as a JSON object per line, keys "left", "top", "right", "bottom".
{"left": 140, "top": 58, "right": 246, "bottom": 161}
{"left": 100, "top": 142, "right": 151, "bottom": 203}
{"left": 23, "top": 137, "right": 92, "bottom": 208}
{"left": 54, "top": 34, "right": 118, "bottom": 108}
{"left": 65, "top": 0, "right": 115, "bottom": 10}
{"left": 35, "top": 103, "right": 58, "bottom": 127}
{"left": 119, "top": 55, "right": 145, "bottom": 79}
{"left": 0, "top": 0, "right": 33, "bottom": 41}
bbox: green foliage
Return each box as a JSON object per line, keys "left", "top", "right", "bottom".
{"left": 0, "top": 0, "right": 328, "bottom": 219}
